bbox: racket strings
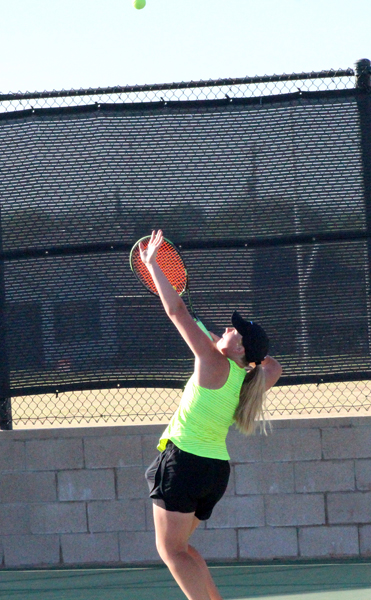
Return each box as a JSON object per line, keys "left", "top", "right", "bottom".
{"left": 131, "top": 239, "right": 188, "bottom": 296}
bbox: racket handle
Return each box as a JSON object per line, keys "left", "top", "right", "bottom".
{"left": 194, "top": 318, "right": 213, "bottom": 341}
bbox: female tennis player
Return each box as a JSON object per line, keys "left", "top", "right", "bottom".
{"left": 141, "top": 230, "right": 282, "bottom": 600}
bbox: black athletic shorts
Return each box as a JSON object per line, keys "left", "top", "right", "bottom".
{"left": 145, "top": 441, "right": 230, "bottom": 521}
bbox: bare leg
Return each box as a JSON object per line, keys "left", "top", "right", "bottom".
{"left": 186, "top": 545, "right": 222, "bottom": 600}
{"left": 187, "top": 517, "right": 223, "bottom": 600}
{"left": 153, "top": 504, "right": 223, "bottom": 600}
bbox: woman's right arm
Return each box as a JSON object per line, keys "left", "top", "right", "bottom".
{"left": 140, "top": 231, "right": 218, "bottom": 362}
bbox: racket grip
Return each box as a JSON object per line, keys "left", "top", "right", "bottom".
{"left": 194, "top": 318, "right": 213, "bottom": 340}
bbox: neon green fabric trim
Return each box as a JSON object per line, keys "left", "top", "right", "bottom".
{"left": 158, "top": 359, "right": 246, "bottom": 460}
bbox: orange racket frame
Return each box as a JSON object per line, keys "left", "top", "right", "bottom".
{"left": 130, "top": 236, "right": 189, "bottom": 299}
{"left": 130, "top": 236, "right": 213, "bottom": 339}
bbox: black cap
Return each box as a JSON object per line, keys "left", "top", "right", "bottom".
{"left": 231, "top": 311, "right": 269, "bottom": 365}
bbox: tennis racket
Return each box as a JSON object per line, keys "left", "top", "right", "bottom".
{"left": 129, "top": 235, "right": 212, "bottom": 339}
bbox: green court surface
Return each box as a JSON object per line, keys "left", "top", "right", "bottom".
{"left": 0, "top": 561, "right": 370, "bottom": 599}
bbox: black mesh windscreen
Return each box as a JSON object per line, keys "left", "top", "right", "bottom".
{"left": 0, "top": 91, "right": 370, "bottom": 395}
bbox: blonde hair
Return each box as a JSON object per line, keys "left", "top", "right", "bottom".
{"left": 233, "top": 364, "right": 269, "bottom": 435}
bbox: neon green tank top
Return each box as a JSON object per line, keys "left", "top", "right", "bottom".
{"left": 157, "top": 359, "right": 247, "bottom": 460}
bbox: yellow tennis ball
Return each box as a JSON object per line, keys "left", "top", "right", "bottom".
{"left": 133, "top": 0, "right": 146, "bottom": 8}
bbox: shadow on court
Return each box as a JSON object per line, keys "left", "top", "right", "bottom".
{"left": 0, "top": 562, "right": 370, "bottom": 600}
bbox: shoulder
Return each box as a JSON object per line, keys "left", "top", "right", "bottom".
{"left": 194, "top": 356, "right": 246, "bottom": 390}
{"left": 193, "top": 350, "right": 230, "bottom": 389}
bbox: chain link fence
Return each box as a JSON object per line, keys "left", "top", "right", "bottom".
{"left": 11, "top": 380, "right": 371, "bottom": 430}
{"left": 1, "top": 59, "right": 371, "bottom": 429}
{"left": 0, "top": 68, "right": 356, "bottom": 114}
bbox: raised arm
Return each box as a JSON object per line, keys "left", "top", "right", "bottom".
{"left": 140, "top": 231, "right": 217, "bottom": 360}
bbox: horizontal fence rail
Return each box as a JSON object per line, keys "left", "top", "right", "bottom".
{"left": 0, "top": 69, "right": 356, "bottom": 114}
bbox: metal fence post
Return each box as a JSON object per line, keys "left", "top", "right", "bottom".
{"left": 0, "top": 210, "right": 12, "bottom": 430}
{"left": 355, "top": 59, "right": 371, "bottom": 360}
{"left": 356, "top": 58, "right": 371, "bottom": 90}
{"left": 355, "top": 59, "right": 371, "bottom": 201}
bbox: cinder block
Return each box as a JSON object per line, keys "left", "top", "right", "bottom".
{"left": 295, "top": 461, "right": 355, "bottom": 493}
{"left": 142, "top": 435, "right": 163, "bottom": 467}
{"left": 145, "top": 498, "right": 155, "bottom": 531}
{"left": 239, "top": 527, "right": 298, "bottom": 559}
{"left": 328, "top": 492, "right": 371, "bottom": 524}
{"left": 225, "top": 465, "right": 235, "bottom": 496}
{"left": 265, "top": 494, "right": 325, "bottom": 526}
{"left": 291, "top": 429, "right": 322, "bottom": 461}
{"left": 359, "top": 525, "right": 371, "bottom": 556}
{"left": 350, "top": 417, "right": 371, "bottom": 428}
{"left": 26, "top": 438, "right": 84, "bottom": 471}
{"left": 117, "top": 467, "right": 149, "bottom": 499}
{"left": 191, "top": 528, "right": 237, "bottom": 559}
{"left": 322, "top": 428, "right": 371, "bottom": 460}
{"left": 261, "top": 427, "right": 321, "bottom": 462}
{"left": 235, "top": 463, "right": 294, "bottom": 495}
{"left": 259, "top": 419, "right": 288, "bottom": 429}
{"left": 355, "top": 460, "right": 371, "bottom": 491}
{"left": 119, "top": 530, "right": 159, "bottom": 563}
{"left": 261, "top": 429, "right": 293, "bottom": 462}
{"left": 84, "top": 435, "right": 142, "bottom": 468}
{"left": 3, "top": 534, "right": 60, "bottom": 567}
{"left": 58, "top": 469, "right": 115, "bottom": 501}
{"left": 0, "top": 472, "right": 57, "bottom": 503}
{"left": 226, "top": 428, "right": 262, "bottom": 463}
{"left": 207, "top": 495, "right": 265, "bottom": 529}
{"left": 299, "top": 526, "right": 359, "bottom": 557}
{"left": 30, "top": 502, "right": 87, "bottom": 534}
{"left": 88, "top": 500, "right": 146, "bottom": 532}
{"left": 0, "top": 504, "right": 30, "bottom": 535}
{"left": 62, "top": 532, "right": 119, "bottom": 564}
{"left": 0, "top": 441, "right": 25, "bottom": 471}
{"left": 320, "top": 417, "right": 363, "bottom": 429}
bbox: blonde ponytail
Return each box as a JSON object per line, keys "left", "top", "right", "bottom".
{"left": 233, "top": 365, "right": 269, "bottom": 435}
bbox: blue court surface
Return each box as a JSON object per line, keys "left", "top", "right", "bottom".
{"left": 0, "top": 561, "right": 370, "bottom": 599}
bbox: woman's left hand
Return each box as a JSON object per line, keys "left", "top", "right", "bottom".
{"left": 139, "top": 230, "right": 163, "bottom": 265}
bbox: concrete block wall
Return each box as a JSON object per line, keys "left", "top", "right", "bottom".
{"left": 0, "top": 416, "right": 370, "bottom": 567}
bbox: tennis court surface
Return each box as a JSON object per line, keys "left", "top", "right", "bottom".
{"left": 0, "top": 561, "right": 370, "bottom": 599}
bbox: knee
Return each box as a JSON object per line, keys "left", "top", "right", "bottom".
{"left": 156, "top": 538, "right": 186, "bottom": 564}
